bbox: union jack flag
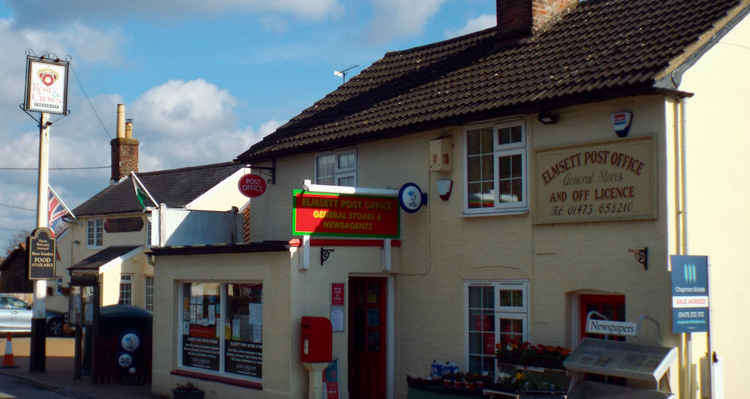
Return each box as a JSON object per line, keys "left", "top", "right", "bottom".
{"left": 48, "top": 185, "right": 75, "bottom": 237}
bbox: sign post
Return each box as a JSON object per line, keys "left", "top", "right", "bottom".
{"left": 23, "top": 54, "right": 70, "bottom": 373}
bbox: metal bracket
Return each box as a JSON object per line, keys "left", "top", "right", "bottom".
{"left": 628, "top": 247, "right": 648, "bottom": 271}
{"left": 247, "top": 158, "right": 276, "bottom": 184}
{"left": 320, "top": 247, "right": 335, "bottom": 267}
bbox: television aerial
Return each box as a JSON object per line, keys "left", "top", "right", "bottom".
{"left": 333, "top": 65, "right": 360, "bottom": 84}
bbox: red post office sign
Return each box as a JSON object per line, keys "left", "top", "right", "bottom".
{"left": 292, "top": 190, "right": 399, "bottom": 238}
{"left": 238, "top": 174, "right": 267, "bottom": 198}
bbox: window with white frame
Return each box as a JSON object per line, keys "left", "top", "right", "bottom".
{"left": 179, "top": 282, "right": 263, "bottom": 381}
{"left": 119, "top": 274, "right": 132, "bottom": 305}
{"left": 86, "top": 219, "right": 103, "bottom": 247}
{"left": 466, "top": 281, "right": 528, "bottom": 379}
{"left": 316, "top": 150, "right": 356, "bottom": 186}
{"left": 465, "top": 123, "right": 528, "bottom": 213}
{"left": 144, "top": 276, "right": 154, "bottom": 312}
{"left": 146, "top": 219, "right": 152, "bottom": 248}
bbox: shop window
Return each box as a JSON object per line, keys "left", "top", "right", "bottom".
{"left": 466, "top": 281, "right": 528, "bottom": 379}
{"left": 316, "top": 150, "right": 356, "bottom": 186}
{"left": 144, "top": 277, "right": 154, "bottom": 312}
{"left": 179, "top": 282, "right": 263, "bottom": 382}
{"left": 119, "top": 274, "right": 132, "bottom": 305}
{"left": 87, "top": 219, "right": 103, "bottom": 247}
{"left": 465, "top": 123, "right": 527, "bottom": 214}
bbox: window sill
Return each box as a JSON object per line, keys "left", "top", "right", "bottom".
{"left": 171, "top": 369, "right": 262, "bottom": 390}
{"left": 463, "top": 208, "right": 529, "bottom": 218}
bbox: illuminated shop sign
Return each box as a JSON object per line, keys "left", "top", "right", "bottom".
{"left": 534, "top": 137, "right": 657, "bottom": 224}
{"left": 292, "top": 190, "right": 399, "bottom": 238}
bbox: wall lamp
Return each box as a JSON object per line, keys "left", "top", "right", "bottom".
{"left": 538, "top": 111, "right": 560, "bottom": 125}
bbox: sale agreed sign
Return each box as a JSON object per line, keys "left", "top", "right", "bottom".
{"left": 534, "top": 137, "right": 657, "bottom": 224}
{"left": 292, "top": 190, "right": 399, "bottom": 238}
{"left": 670, "top": 255, "right": 709, "bottom": 333}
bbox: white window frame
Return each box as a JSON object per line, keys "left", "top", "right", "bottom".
{"left": 177, "top": 281, "right": 263, "bottom": 385}
{"left": 464, "top": 280, "right": 529, "bottom": 380}
{"left": 86, "top": 218, "right": 104, "bottom": 248}
{"left": 144, "top": 276, "right": 154, "bottom": 312}
{"left": 119, "top": 274, "right": 132, "bottom": 305}
{"left": 464, "top": 121, "right": 529, "bottom": 215}
{"left": 314, "top": 149, "right": 357, "bottom": 186}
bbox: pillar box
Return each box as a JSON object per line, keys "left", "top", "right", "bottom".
{"left": 300, "top": 316, "right": 332, "bottom": 363}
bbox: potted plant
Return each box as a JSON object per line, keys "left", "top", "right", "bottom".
{"left": 173, "top": 382, "right": 205, "bottom": 399}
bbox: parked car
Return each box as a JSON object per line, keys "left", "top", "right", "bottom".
{"left": 0, "top": 294, "right": 72, "bottom": 336}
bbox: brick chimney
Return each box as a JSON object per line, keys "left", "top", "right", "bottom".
{"left": 110, "top": 104, "right": 139, "bottom": 183}
{"left": 497, "top": 0, "right": 577, "bottom": 36}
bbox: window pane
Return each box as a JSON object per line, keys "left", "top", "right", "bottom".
{"left": 317, "top": 176, "right": 335, "bottom": 185}
{"left": 182, "top": 282, "right": 221, "bottom": 371}
{"left": 511, "top": 126, "right": 522, "bottom": 143}
{"left": 481, "top": 155, "right": 494, "bottom": 181}
{"left": 500, "top": 318, "right": 511, "bottom": 333}
{"left": 480, "top": 129, "right": 493, "bottom": 153}
{"left": 468, "top": 183, "right": 482, "bottom": 209}
{"left": 469, "top": 332, "right": 482, "bottom": 353}
{"left": 338, "top": 152, "right": 355, "bottom": 170}
{"left": 511, "top": 180, "right": 523, "bottom": 202}
{"left": 468, "top": 157, "right": 481, "bottom": 181}
{"left": 469, "top": 287, "right": 482, "bottom": 308}
{"left": 483, "top": 333, "right": 495, "bottom": 355}
{"left": 469, "top": 356, "right": 482, "bottom": 374}
{"left": 481, "top": 182, "right": 495, "bottom": 208}
{"left": 499, "top": 127, "right": 511, "bottom": 145}
{"left": 337, "top": 175, "right": 355, "bottom": 186}
{"left": 225, "top": 283, "right": 263, "bottom": 378}
{"left": 467, "top": 130, "right": 481, "bottom": 155}
{"left": 482, "top": 287, "right": 494, "bottom": 310}
{"left": 512, "top": 319, "right": 523, "bottom": 333}
{"left": 512, "top": 290, "right": 523, "bottom": 307}
{"left": 316, "top": 155, "right": 335, "bottom": 183}
{"left": 498, "top": 126, "right": 522, "bottom": 145}
{"left": 511, "top": 154, "right": 522, "bottom": 178}
{"left": 482, "top": 357, "right": 495, "bottom": 379}
{"left": 499, "top": 156, "right": 511, "bottom": 179}
{"left": 499, "top": 181, "right": 511, "bottom": 203}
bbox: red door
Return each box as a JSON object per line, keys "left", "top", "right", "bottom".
{"left": 579, "top": 294, "right": 626, "bottom": 341}
{"left": 348, "top": 277, "right": 386, "bottom": 399}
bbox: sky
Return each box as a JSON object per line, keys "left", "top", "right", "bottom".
{"left": 0, "top": 0, "right": 499, "bottom": 253}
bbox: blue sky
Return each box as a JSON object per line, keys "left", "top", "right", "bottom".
{"left": 0, "top": 0, "right": 498, "bottom": 252}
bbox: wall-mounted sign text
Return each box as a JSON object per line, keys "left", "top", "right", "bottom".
{"left": 24, "top": 56, "right": 69, "bottom": 115}
{"left": 292, "top": 190, "right": 399, "bottom": 238}
{"left": 28, "top": 227, "right": 56, "bottom": 279}
{"left": 104, "top": 217, "right": 144, "bottom": 233}
{"left": 534, "top": 137, "right": 657, "bottom": 224}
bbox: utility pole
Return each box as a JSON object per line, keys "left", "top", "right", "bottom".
{"left": 30, "top": 112, "right": 50, "bottom": 372}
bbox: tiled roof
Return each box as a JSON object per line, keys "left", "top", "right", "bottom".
{"left": 68, "top": 246, "right": 141, "bottom": 271}
{"left": 237, "top": 0, "right": 746, "bottom": 162}
{"left": 73, "top": 162, "right": 242, "bottom": 216}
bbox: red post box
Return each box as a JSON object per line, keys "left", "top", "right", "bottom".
{"left": 300, "top": 316, "right": 332, "bottom": 363}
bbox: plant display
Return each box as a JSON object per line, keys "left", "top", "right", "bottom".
{"left": 496, "top": 338, "right": 571, "bottom": 369}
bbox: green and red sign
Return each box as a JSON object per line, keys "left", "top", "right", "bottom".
{"left": 292, "top": 190, "right": 399, "bottom": 238}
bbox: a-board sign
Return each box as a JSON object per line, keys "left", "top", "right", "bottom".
{"left": 292, "top": 190, "right": 399, "bottom": 238}
{"left": 24, "top": 56, "right": 69, "bottom": 115}
{"left": 27, "top": 227, "right": 56, "bottom": 279}
{"left": 670, "top": 255, "right": 709, "bottom": 333}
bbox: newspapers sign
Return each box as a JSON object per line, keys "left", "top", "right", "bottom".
{"left": 24, "top": 56, "right": 70, "bottom": 115}
{"left": 586, "top": 319, "right": 638, "bottom": 337}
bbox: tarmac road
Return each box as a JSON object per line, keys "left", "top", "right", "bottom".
{"left": 0, "top": 373, "right": 70, "bottom": 399}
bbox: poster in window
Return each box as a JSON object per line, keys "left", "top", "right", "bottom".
{"left": 225, "top": 340, "right": 262, "bottom": 378}
{"left": 183, "top": 336, "right": 220, "bottom": 371}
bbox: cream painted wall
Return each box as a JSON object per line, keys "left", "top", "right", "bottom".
{"left": 246, "top": 95, "right": 678, "bottom": 399}
{"left": 151, "top": 251, "right": 292, "bottom": 399}
{"left": 678, "top": 14, "right": 750, "bottom": 399}
{"left": 186, "top": 168, "right": 252, "bottom": 211}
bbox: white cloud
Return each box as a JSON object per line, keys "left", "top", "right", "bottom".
{"left": 367, "top": 0, "right": 447, "bottom": 44}
{"left": 6, "top": 0, "right": 343, "bottom": 24}
{"left": 445, "top": 14, "right": 496, "bottom": 38}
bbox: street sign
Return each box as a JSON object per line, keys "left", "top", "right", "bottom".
{"left": 24, "top": 56, "right": 70, "bottom": 115}
{"left": 670, "top": 255, "right": 709, "bottom": 333}
{"left": 238, "top": 174, "right": 267, "bottom": 198}
{"left": 27, "top": 227, "right": 56, "bottom": 279}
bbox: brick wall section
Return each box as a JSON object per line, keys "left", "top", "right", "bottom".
{"left": 497, "top": 0, "right": 577, "bottom": 36}
{"left": 111, "top": 138, "right": 139, "bottom": 182}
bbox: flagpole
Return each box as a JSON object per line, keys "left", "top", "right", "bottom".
{"left": 49, "top": 185, "right": 75, "bottom": 219}
{"left": 31, "top": 112, "right": 50, "bottom": 372}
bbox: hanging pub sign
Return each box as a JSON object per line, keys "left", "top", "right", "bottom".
{"left": 24, "top": 55, "right": 70, "bottom": 115}
{"left": 292, "top": 190, "right": 399, "bottom": 238}
{"left": 27, "top": 227, "right": 56, "bottom": 279}
{"left": 534, "top": 136, "right": 657, "bottom": 224}
{"left": 238, "top": 174, "right": 267, "bottom": 198}
{"left": 104, "top": 217, "right": 144, "bottom": 233}
{"left": 670, "top": 255, "right": 710, "bottom": 333}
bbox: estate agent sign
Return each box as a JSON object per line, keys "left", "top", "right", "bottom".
{"left": 535, "top": 137, "right": 657, "bottom": 224}
{"left": 27, "top": 227, "right": 56, "bottom": 279}
{"left": 670, "top": 255, "right": 709, "bottom": 333}
{"left": 292, "top": 190, "right": 399, "bottom": 238}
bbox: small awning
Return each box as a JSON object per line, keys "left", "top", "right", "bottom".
{"left": 68, "top": 246, "right": 142, "bottom": 271}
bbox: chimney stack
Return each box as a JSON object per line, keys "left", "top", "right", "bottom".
{"left": 111, "top": 104, "right": 139, "bottom": 183}
{"left": 497, "top": 0, "right": 577, "bottom": 37}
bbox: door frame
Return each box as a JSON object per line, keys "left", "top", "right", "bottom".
{"left": 347, "top": 275, "right": 394, "bottom": 399}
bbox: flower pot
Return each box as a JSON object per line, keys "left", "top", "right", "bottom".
{"left": 173, "top": 388, "right": 205, "bottom": 399}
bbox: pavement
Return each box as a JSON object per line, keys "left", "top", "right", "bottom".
{"left": 0, "top": 337, "right": 165, "bottom": 399}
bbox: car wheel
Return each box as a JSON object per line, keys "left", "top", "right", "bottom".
{"left": 47, "top": 318, "right": 63, "bottom": 337}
